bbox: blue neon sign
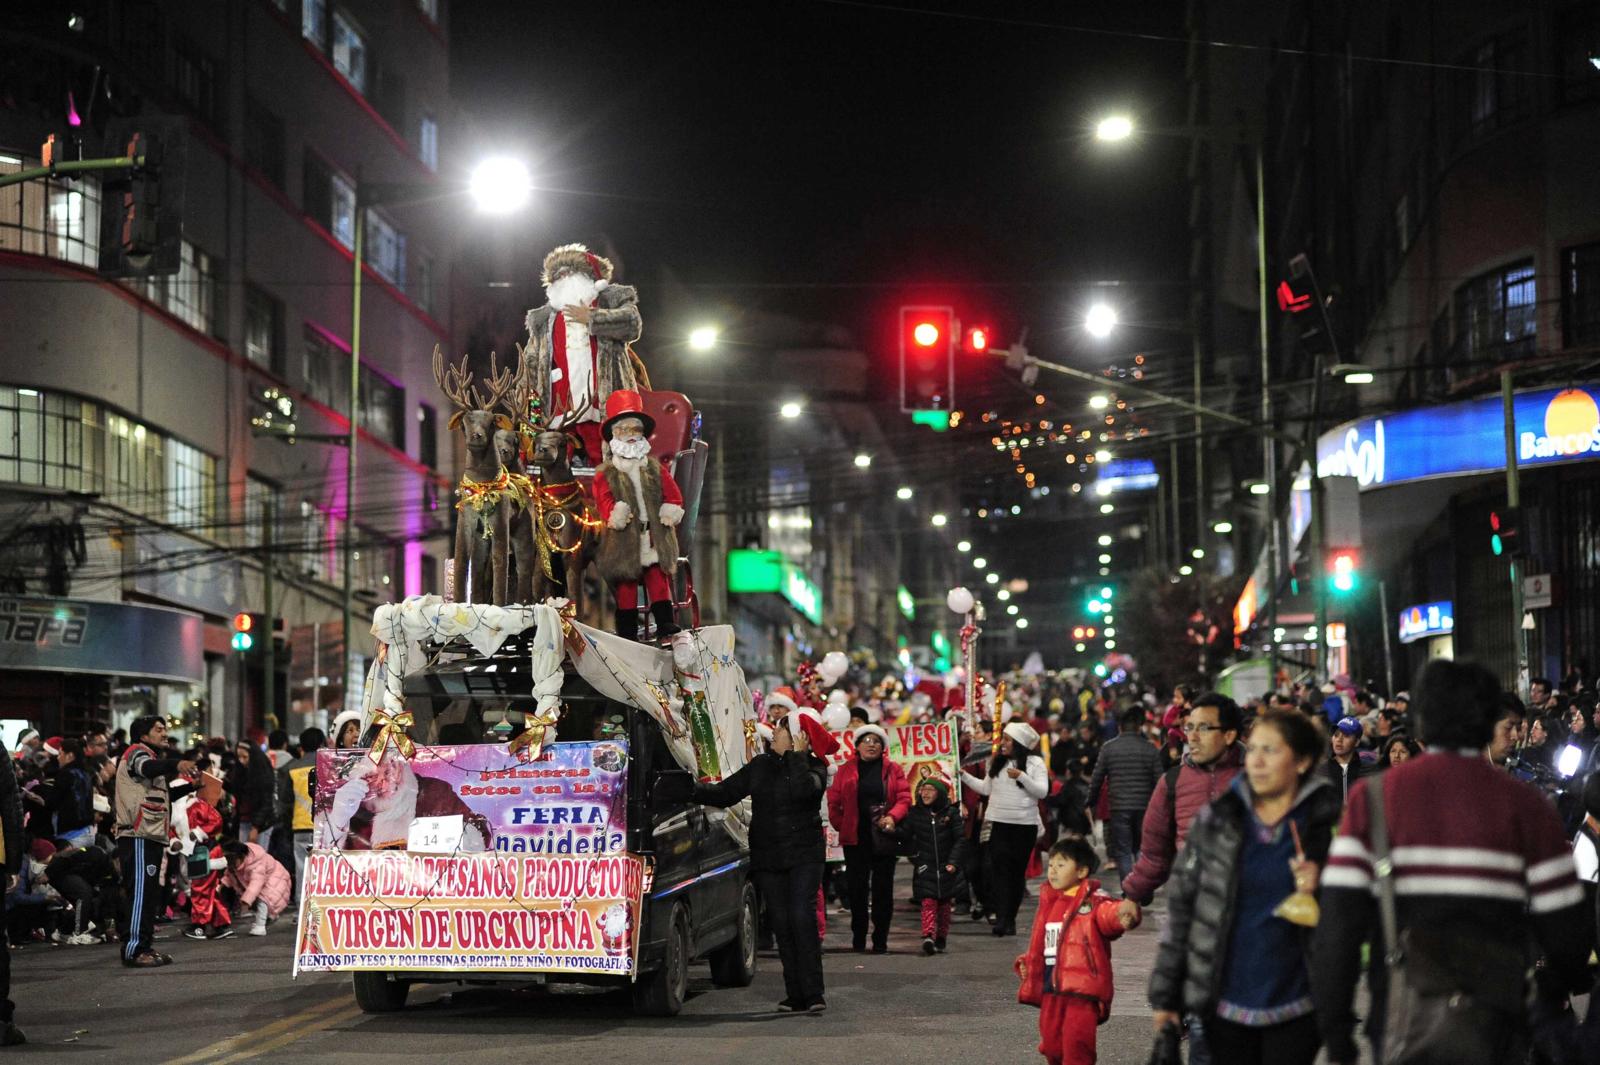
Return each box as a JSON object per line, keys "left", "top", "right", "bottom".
{"left": 1397, "top": 601, "right": 1453, "bottom": 645}
{"left": 1317, "top": 385, "right": 1600, "bottom": 490}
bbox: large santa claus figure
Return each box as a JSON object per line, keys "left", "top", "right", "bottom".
{"left": 592, "top": 390, "right": 684, "bottom": 642}
{"left": 523, "top": 243, "right": 643, "bottom": 462}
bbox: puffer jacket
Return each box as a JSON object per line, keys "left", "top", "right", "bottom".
{"left": 1147, "top": 775, "right": 1342, "bottom": 1015}
{"left": 1121, "top": 744, "right": 1244, "bottom": 904}
{"left": 224, "top": 842, "right": 293, "bottom": 916}
{"left": 1016, "top": 878, "right": 1136, "bottom": 1020}
{"left": 827, "top": 756, "right": 911, "bottom": 847}
{"left": 897, "top": 791, "right": 968, "bottom": 901}
{"left": 1086, "top": 732, "right": 1161, "bottom": 814}
{"left": 696, "top": 750, "right": 829, "bottom": 872}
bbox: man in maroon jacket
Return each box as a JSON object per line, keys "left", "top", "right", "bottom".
{"left": 1120, "top": 692, "right": 1243, "bottom": 906}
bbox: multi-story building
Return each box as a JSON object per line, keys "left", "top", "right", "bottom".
{"left": 0, "top": 0, "right": 456, "bottom": 741}
{"left": 1194, "top": 0, "right": 1600, "bottom": 690}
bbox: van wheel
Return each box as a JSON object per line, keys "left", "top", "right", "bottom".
{"left": 709, "top": 883, "right": 758, "bottom": 987}
{"left": 352, "top": 971, "right": 410, "bottom": 1013}
{"left": 632, "top": 906, "right": 689, "bottom": 1016}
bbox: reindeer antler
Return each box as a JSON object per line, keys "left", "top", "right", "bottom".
{"left": 431, "top": 345, "right": 477, "bottom": 410}
{"left": 473, "top": 349, "right": 517, "bottom": 413}
{"left": 503, "top": 342, "right": 537, "bottom": 423}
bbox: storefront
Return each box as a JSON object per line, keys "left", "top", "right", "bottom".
{"left": 725, "top": 549, "right": 825, "bottom": 678}
{"left": 0, "top": 595, "right": 206, "bottom": 741}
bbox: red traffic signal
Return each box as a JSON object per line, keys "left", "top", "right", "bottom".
{"left": 964, "top": 326, "right": 990, "bottom": 354}
{"left": 1327, "top": 549, "right": 1359, "bottom": 593}
{"left": 1276, "top": 280, "right": 1312, "bottom": 313}
{"left": 231, "top": 612, "right": 253, "bottom": 632}
{"left": 899, "top": 305, "right": 954, "bottom": 413}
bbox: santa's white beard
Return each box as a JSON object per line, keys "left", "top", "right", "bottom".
{"left": 546, "top": 273, "right": 605, "bottom": 310}
{"left": 610, "top": 437, "right": 651, "bottom": 461}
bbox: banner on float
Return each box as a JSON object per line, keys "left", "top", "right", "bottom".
{"left": 823, "top": 722, "right": 961, "bottom": 862}
{"left": 292, "top": 851, "right": 647, "bottom": 975}
{"left": 311, "top": 740, "right": 629, "bottom": 856}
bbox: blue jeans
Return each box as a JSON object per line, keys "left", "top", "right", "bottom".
{"left": 1106, "top": 809, "right": 1144, "bottom": 882}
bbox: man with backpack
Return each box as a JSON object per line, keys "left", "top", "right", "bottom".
{"left": 1121, "top": 691, "right": 1243, "bottom": 1065}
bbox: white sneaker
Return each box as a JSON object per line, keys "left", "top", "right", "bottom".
{"left": 66, "top": 933, "right": 96, "bottom": 946}
{"left": 249, "top": 923, "right": 268, "bottom": 937}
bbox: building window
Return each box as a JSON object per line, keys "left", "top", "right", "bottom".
{"left": 1557, "top": 5, "right": 1600, "bottom": 103}
{"left": 243, "top": 476, "right": 283, "bottom": 549}
{"left": 417, "top": 402, "right": 437, "bottom": 468}
{"left": 1453, "top": 32, "right": 1530, "bottom": 146}
{"left": 131, "top": 240, "right": 221, "bottom": 337}
{"left": 165, "top": 438, "right": 217, "bottom": 530}
{"left": 365, "top": 210, "right": 405, "bottom": 286}
{"left": 245, "top": 285, "right": 285, "bottom": 375}
{"left": 303, "top": 326, "right": 348, "bottom": 411}
{"left": 1562, "top": 242, "right": 1600, "bottom": 347}
{"left": 171, "top": 35, "right": 221, "bottom": 132}
{"left": 360, "top": 366, "right": 404, "bottom": 448}
{"left": 353, "top": 532, "right": 399, "bottom": 597}
{"left": 244, "top": 97, "right": 286, "bottom": 188}
{"left": 104, "top": 411, "right": 164, "bottom": 518}
{"left": 331, "top": 10, "right": 368, "bottom": 93}
{"left": 297, "top": 500, "right": 335, "bottom": 583}
{"left": 411, "top": 253, "right": 435, "bottom": 315}
{"left": 303, "top": 153, "right": 356, "bottom": 248}
{"left": 0, "top": 388, "right": 98, "bottom": 492}
{"left": 0, "top": 156, "right": 102, "bottom": 267}
{"left": 302, "top": 0, "right": 327, "bottom": 49}
{"left": 418, "top": 0, "right": 440, "bottom": 23}
{"left": 1453, "top": 260, "right": 1536, "bottom": 363}
{"left": 418, "top": 114, "right": 438, "bottom": 171}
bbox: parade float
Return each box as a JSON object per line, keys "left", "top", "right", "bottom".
{"left": 295, "top": 245, "right": 755, "bottom": 1016}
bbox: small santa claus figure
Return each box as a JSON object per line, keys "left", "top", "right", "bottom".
{"left": 592, "top": 390, "right": 685, "bottom": 642}
{"left": 523, "top": 244, "right": 643, "bottom": 462}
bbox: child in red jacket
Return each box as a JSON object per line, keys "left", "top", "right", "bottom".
{"left": 1015, "top": 836, "right": 1141, "bottom": 1065}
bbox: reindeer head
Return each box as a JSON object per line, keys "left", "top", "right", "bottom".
{"left": 432, "top": 346, "right": 515, "bottom": 455}
{"left": 494, "top": 426, "right": 525, "bottom": 471}
{"left": 529, "top": 430, "right": 575, "bottom": 472}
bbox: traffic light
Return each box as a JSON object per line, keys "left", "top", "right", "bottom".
{"left": 899, "top": 305, "right": 954, "bottom": 413}
{"left": 98, "top": 118, "right": 186, "bottom": 278}
{"left": 230, "top": 612, "right": 255, "bottom": 652}
{"left": 1327, "top": 549, "right": 1359, "bottom": 594}
{"left": 1276, "top": 280, "right": 1312, "bottom": 313}
{"left": 1489, "top": 507, "right": 1520, "bottom": 557}
{"left": 963, "top": 325, "right": 990, "bottom": 354}
{"left": 1073, "top": 626, "right": 1085, "bottom": 640}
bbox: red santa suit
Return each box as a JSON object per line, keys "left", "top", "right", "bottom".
{"left": 184, "top": 798, "right": 230, "bottom": 930}
{"left": 550, "top": 310, "right": 604, "bottom": 460}
{"left": 591, "top": 390, "right": 685, "bottom": 640}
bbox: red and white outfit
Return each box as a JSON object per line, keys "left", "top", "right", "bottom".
{"left": 591, "top": 453, "right": 683, "bottom": 612}
{"left": 550, "top": 308, "right": 604, "bottom": 460}
{"left": 1016, "top": 878, "right": 1136, "bottom": 1065}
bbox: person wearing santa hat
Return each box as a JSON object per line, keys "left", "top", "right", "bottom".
{"left": 961, "top": 721, "right": 1049, "bottom": 936}
{"left": 591, "top": 390, "right": 685, "bottom": 642}
{"left": 522, "top": 243, "right": 644, "bottom": 463}
{"left": 689, "top": 687, "right": 838, "bottom": 1014}
{"left": 827, "top": 722, "right": 911, "bottom": 953}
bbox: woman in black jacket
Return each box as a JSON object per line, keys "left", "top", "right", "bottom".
{"left": 231, "top": 741, "right": 276, "bottom": 844}
{"left": 1149, "top": 709, "right": 1342, "bottom": 1065}
{"left": 695, "top": 711, "right": 834, "bottom": 1014}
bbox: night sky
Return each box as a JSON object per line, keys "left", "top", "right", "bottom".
{"left": 451, "top": 1, "right": 1192, "bottom": 351}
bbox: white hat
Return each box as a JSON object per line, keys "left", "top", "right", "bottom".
{"left": 852, "top": 724, "right": 890, "bottom": 748}
{"left": 1002, "top": 721, "right": 1040, "bottom": 750}
{"left": 764, "top": 686, "right": 801, "bottom": 716}
{"left": 330, "top": 710, "right": 363, "bottom": 745}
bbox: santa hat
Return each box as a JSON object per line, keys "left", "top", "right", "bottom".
{"left": 28, "top": 839, "right": 54, "bottom": 863}
{"left": 330, "top": 710, "right": 364, "bottom": 746}
{"left": 601, "top": 389, "right": 656, "bottom": 440}
{"left": 789, "top": 708, "right": 841, "bottom": 759}
{"left": 42, "top": 736, "right": 62, "bottom": 757}
{"left": 541, "top": 243, "right": 614, "bottom": 285}
{"left": 852, "top": 724, "right": 890, "bottom": 748}
{"left": 753, "top": 686, "right": 801, "bottom": 745}
{"left": 15, "top": 729, "right": 37, "bottom": 747}
{"left": 1003, "top": 721, "right": 1040, "bottom": 751}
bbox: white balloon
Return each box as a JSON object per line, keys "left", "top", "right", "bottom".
{"left": 822, "top": 704, "right": 851, "bottom": 731}
{"left": 826, "top": 689, "right": 849, "bottom": 705}
{"left": 818, "top": 650, "right": 850, "bottom": 685}
{"left": 947, "top": 587, "right": 975, "bottom": 615}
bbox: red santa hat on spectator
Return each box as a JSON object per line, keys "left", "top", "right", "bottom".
{"left": 755, "top": 687, "right": 839, "bottom": 758}
{"left": 42, "top": 736, "right": 62, "bottom": 757}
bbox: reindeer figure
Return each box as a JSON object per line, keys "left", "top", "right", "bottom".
{"left": 526, "top": 426, "right": 599, "bottom": 606}
{"left": 494, "top": 359, "right": 541, "bottom": 604}
{"left": 433, "top": 346, "right": 517, "bottom": 604}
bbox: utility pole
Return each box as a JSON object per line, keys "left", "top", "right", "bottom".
{"left": 342, "top": 187, "right": 365, "bottom": 710}
{"left": 262, "top": 499, "right": 275, "bottom": 732}
{"left": 1502, "top": 370, "right": 1529, "bottom": 698}
{"left": 1255, "top": 145, "right": 1280, "bottom": 692}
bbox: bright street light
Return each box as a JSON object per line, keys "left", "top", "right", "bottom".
{"left": 1212, "top": 520, "right": 1234, "bottom": 534}
{"left": 1248, "top": 482, "right": 1270, "bottom": 496}
{"left": 1007, "top": 605, "right": 1019, "bottom": 616}
{"left": 1192, "top": 547, "right": 1205, "bottom": 559}
{"left": 469, "top": 157, "right": 532, "bottom": 214}
{"left": 1104, "top": 627, "right": 1116, "bottom": 638}
{"left": 780, "top": 401, "right": 803, "bottom": 419}
{"left": 688, "top": 326, "right": 718, "bottom": 351}
{"left": 1089, "top": 394, "right": 1109, "bottom": 411}
{"left": 853, "top": 452, "right": 872, "bottom": 469}
{"left": 1095, "top": 115, "right": 1134, "bottom": 142}
{"left": 1084, "top": 302, "right": 1119, "bottom": 338}
{"left": 930, "top": 513, "right": 948, "bottom": 527}
{"left": 1179, "top": 564, "right": 1193, "bottom": 576}
{"left": 1015, "top": 618, "right": 1030, "bottom": 630}
{"left": 985, "top": 573, "right": 999, "bottom": 585}
{"left": 1094, "top": 449, "right": 1111, "bottom": 463}
{"left": 896, "top": 486, "right": 914, "bottom": 500}
{"left": 1097, "top": 553, "right": 1111, "bottom": 564}
{"left": 1332, "top": 363, "right": 1375, "bottom": 385}
{"left": 1099, "top": 503, "right": 1115, "bottom": 514}
{"left": 996, "top": 589, "right": 1011, "bottom": 601}
{"left": 973, "top": 557, "right": 988, "bottom": 569}
{"left": 1097, "top": 534, "right": 1112, "bottom": 546}
{"left": 956, "top": 540, "right": 971, "bottom": 553}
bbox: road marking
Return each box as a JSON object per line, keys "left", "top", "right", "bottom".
{"left": 159, "top": 996, "right": 357, "bottom": 1065}
{"left": 202, "top": 1005, "right": 366, "bottom": 1065}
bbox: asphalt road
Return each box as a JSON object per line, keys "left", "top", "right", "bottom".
{"left": 7, "top": 870, "right": 1356, "bottom": 1064}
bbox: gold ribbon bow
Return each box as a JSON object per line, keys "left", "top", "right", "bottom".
{"left": 367, "top": 709, "right": 416, "bottom": 765}
{"left": 508, "top": 707, "right": 562, "bottom": 762}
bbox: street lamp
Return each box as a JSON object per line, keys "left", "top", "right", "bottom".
{"left": 930, "top": 513, "right": 948, "bottom": 527}
{"left": 956, "top": 540, "right": 972, "bottom": 553}
{"left": 468, "top": 157, "right": 532, "bottom": 214}
{"left": 688, "top": 326, "right": 719, "bottom": 351}
{"left": 1212, "top": 520, "right": 1234, "bottom": 534}
{"left": 1095, "top": 115, "right": 1134, "bottom": 142}
{"left": 779, "top": 401, "right": 803, "bottom": 419}
{"left": 1331, "top": 362, "right": 1374, "bottom": 385}
{"left": 1089, "top": 394, "right": 1110, "bottom": 411}
{"left": 1099, "top": 503, "right": 1114, "bottom": 514}
{"left": 1084, "top": 302, "right": 1118, "bottom": 338}
{"left": 853, "top": 452, "right": 872, "bottom": 469}
{"left": 896, "top": 486, "right": 914, "bottom": 500}
{"left": 973, "top": 557, "right": 988, "bottom": 569}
